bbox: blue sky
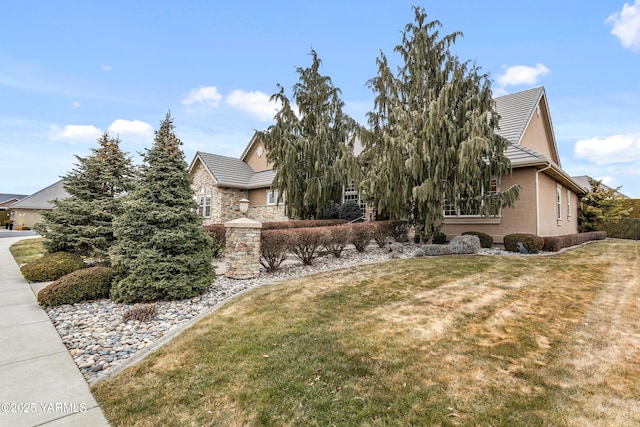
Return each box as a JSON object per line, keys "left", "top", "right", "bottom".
{"left": 1, "top": 1, "right": 639, "bottom": 197}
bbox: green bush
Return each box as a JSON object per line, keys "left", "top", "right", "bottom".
{"left": 260, "top": 230, "right": 293, "bottom": 272}
{"left": 204, "top": 224, "right": 226, "bottom": 257}
{"left": 20, "top": 252, "right": 86, "bottom": 282}
{"left": 322, "top": 226, "right": 351, "bottom": 258}
{"left": 449, "top": 235, "right": 481, "bottom": 254}
{"left": 37, "top": 266, "right": 114, "bottom": 307}
{"left": 319, "top": 202, "right": 340, "bottom": 220}
{"left": 339, "top": 201, "right": 364, "bottom": 222}
{"left": 462, "top": 231, "right": 493, "bottom": 248}
{"left": 432, "top": 230, "right": 447, "bottom": 244}
{"left": 349, "top": 223, "right": 375, "bottom": 252}
{"left": 504, "top": 233, "right": 544, "bottom": 254}
{"left": 389, "top": 220, "right": 409, "bottom": 242}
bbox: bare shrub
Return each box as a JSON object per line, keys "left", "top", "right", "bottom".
{"left": 122, "top": 303, "right": 158, "bottom": 323}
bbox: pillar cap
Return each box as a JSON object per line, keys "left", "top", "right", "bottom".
{"left": 224, "top": 217, "right": 262, "bottom": 228}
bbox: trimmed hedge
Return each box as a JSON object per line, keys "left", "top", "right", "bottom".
{"left": 349, "top": 223, "right": 375, "bottom": 252}
{"left": 204, "top": 224, "right": 226, "bottom": 257}
{"left": 21, "top": 252, "right": 86, "bottom": 282}
{"left": 262, "top": 219, "right": 347, "bottom": 230}
{"left": 373, "top": 221, "right": 394, "bottom": 248}
{"left": 542, "top": 231, "right": 606, "bottom": 252}
{"left": 323, "top": 226, "right": 351, "bottom": 258}
{"left": 504, "top": 233, "right": 545, "bottom": 254}
{"left": 289, "top": 227, "right": 325, "bottom": 265}
{"left": 462, "top": 231, "right": 493, "bottom": 248}
{"left": 432, "top": 230, "right": 447, "bottom": 244}
{"left": 37, "top": 266, "right": 114, "bottom": 307}
{"left": 260, "top": 230, "right": 292, "bottom": 272}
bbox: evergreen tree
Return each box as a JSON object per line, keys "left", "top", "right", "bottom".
{"left": 109, "top": 113, "right": 214, "bottom": 303}
{"left": 578, "top": 177, "right": 631, "bottom": 232}
{"left": 259, "top": 50, "right": 361, "bottom": 219}
{"left": 360, "top": 6, "right": 519, "bottom": 241}
{"left": 34, "top": 132, "right": 135, "bottom": 259}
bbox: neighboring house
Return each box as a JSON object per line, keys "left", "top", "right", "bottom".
{"left": 571, "top": 175, "right": 630, "bottom": 199}
{"left": 189, "top": 134, "right": 288, "bottom": 224}
{"left": 190, "top": 86, "right": 586, "bottom": 243}
{"left": 8, "top": 180, "right": 69, "bottom": 229}
{"left": 441, "top": 86, "right": 585, "bottom": 243}
{"left": 1, "top": 193, "right": 27, "bottom": 224}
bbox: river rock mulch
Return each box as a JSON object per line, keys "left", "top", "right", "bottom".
{"left": 44, "top": 244, "right": 531, "bottom": 385}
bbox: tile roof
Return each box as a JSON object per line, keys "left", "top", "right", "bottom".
{"left": 0, "top": 194, "right": 27, "bottom": 205}
{"left": 494, "top": 86, "right": 545, "bottom": 145}
{"left": 504, "top": 143, "right": 548, "bottom": 166}
{"left": 196, "top": 152, "right": 256, "bottom": 188}
{"left": 10, "top": 180, "right": 69, "bottom": 209}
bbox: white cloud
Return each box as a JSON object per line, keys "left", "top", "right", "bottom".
{"left": 226, "top": 90, "right": 280, "bottom": 121}
{"left": 101, "top": 64, "right": 112, "bottom": 72}
{"left": 72, "top": 101, "right": 82, "bottom": 108}
{"left": 574, "top": 132, "right": 640, "bottom": 164}
{"left": 50, "top": 124, "right": 102, "bottom": 142}
{"left": 497, "top": 63, "right": 550, "bottom": 88}
{"left": 181, "top": 86, "right": 222, "bottom": 108}
{"left": 606, "top": 1, "right": 640, "bottom": 52}
{"left": 108, "top": 119, "right": 153, "bottom": 136}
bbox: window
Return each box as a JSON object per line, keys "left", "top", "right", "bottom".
{"left": 197, "top": 195, "right": 211, "bottom": 217}
{"left": 343, "top": 180, "right": 366, "bottom": 213}
{"left": 556, "top": 186, "right": 562, "bottom": 222}
{"left": 267, "top": 190, "right": 278, "bottom": 205}
{"left": 567, "top": 189, "right": 572, "bottom": 221}
{"left": 444, "top": 179, "right": 498, "bottom": 217}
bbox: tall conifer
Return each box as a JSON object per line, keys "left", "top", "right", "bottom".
{"left": 34, "top": 132, "right": 135, "bottom": 259}
{"left": 259, "top": 50, "right": 361, "bottom": 219}
{"left": 109, "top": 113, "right": 214, "bottom": 303}
{"left": 361, "top": 6, "right": 519, "bottom": 240}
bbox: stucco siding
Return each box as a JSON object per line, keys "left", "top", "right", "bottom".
{"left": 519, "top": 100, "right": 559, "bottom": 163}
{"left": 12, "top": 209, "right": 45, "bottom": 229}
{"left": 537, "top": 173, "right": 579, "bottom": 236}
{"left": 243, "top": 141, "right": 272, "bottom": 172}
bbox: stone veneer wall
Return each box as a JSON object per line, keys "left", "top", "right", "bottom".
{"left": 215, "top": 187, "right": 249, "bottom": 224}
{"left": 224, "top": 218, "right": 262, "bottom": 279}
{"left": 249, "top": 205, "right": 288, "bottom": 222}
{"left": 191, "top": 161, "right": 216, "bottom": 225}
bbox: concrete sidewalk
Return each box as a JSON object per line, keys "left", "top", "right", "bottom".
{"left": 0, "top": 235, "right": 109, "bottom": 426}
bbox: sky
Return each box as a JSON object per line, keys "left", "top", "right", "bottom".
{"left": 1, "top": 1, "right": 639, "bottom": 197}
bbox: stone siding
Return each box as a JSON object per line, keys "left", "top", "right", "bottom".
{"left": 249, "top": 205, "right": 288, "bottom": 223}
{"left": 224, "top": 218, "right": 262, "bottom": 279}
{"left": 216, "top": 187, "right": 249, "bottom": 223}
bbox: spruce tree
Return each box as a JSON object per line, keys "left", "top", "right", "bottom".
{"left": 34, "top": 132, "right": 135, "bottom": 259}
{"left": 109, "top": 113, "right": 214, "bottom": 303}
{"left": 361, "top": 6, "right": 520, "bottom": 241}
{"left": 578, "top": 178, "right": 631, "bottom": 232}
{"left": 259, "top": 50, "right": 361, "bottom": 219}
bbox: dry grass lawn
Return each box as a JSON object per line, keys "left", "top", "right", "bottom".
{"left": 92, "top": 239, "right": 640, "bottom": 426}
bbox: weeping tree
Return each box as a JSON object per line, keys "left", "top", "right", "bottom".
{"left": 259, "top": 49, "right": 361, "bottom": 219}
{"left": 34, "top": 132, "right": 135, "bottom": 259}
{"left": 109, "top": 113, "right": 214, "bottom": 303}
{"left": 360, "top": 6, "right": 519, "bottom": 241}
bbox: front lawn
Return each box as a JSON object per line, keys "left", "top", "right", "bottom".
{"left": 93, "top": 240, "right": 640, "bottom": 426}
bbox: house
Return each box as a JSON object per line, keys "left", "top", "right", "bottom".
{"left": 441, "top": 86, "right": 585, "bottom": 243}
{"left": 7, "top": 180, "right": 69, "bottom": 229}
{"left": 1, "top": 193, "right": 27, "bottom": 225}
{"left": 189, "top": 134, "right": 287, "bottom": 224}
{"left": 189, "top": 86, "right": 585, "bottom": 243}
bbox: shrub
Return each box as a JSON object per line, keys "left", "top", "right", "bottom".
{"left": 319, "top": 202, "right": 340, "bottom": 220}
{"left": 262, "top": 219, "right": 347, "bottom": 230}
{"left": 204, "top": 224, "right": 226, "bottom": 257}
{"left": 37, "top": 266, "right": 114, "bottom": 307}
{"left": 290, "top": 228, "right": 325, "bottom": 265}
{"left": 260, "top": 230, "right": 292, "bottom": 272}
{"left": 504, "top": 233, "right": 544, "bottom": 254}
{"left": 122, "top": 303, "right": 158, "bottom": 323}
{"left": 389, "top": 220, "right": 408, "bottom": 242}
{"left": 373, "top": 221, "right": 393, "bottom": 248}
{"left": 323, "top": 226, "right": 351, "bottom": 258}
{"left": 419, "top": 244, "right": 454, "bottom": 256}
{"left": 432, "top": 230, "right": 447, "bottom": 244}
{"left": 339, "top": 201, "right": 364, "bottom": 222}
{"left": 462, "top": 231, "right": 493, "bottom": 248}
{"left": 21, "top": 252, "right": 86, "bottom": 282}
{"left": 449, "top": 235, "right": 481, "bottom": 254}
{"left": 542, "top": 231, "right": 606, "bottom": 252}
{"left": 349, "top": 223, "right": 375, "bottom": 252}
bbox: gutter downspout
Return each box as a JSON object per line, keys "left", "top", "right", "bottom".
{"left": 535, "top": 163, "right": 552, "bottom": 236}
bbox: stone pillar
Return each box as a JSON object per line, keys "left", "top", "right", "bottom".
{"left": 224, "top": 218, "right": 262, "bottom": 279}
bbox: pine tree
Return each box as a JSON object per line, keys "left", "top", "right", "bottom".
{"left": 360, "top": 6, "right": 519, "bottom": 241}
{"left": 578, "top": 177, "right": 631, "bottom": 232}
{"left": 34, "top": 132, "right": 135, "bottom": 259}
{"left": 259, "top": 50, "right": 361, "bottom": 219}
{"left": 109, "top": 113, "right": 215, "bottom": 303}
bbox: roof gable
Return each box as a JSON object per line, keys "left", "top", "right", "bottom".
{"left": 10, "top": 180, "right": 69, "bottom": 209}
{"left": 190, "top": 151, "right": 263, "bottom": 189}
